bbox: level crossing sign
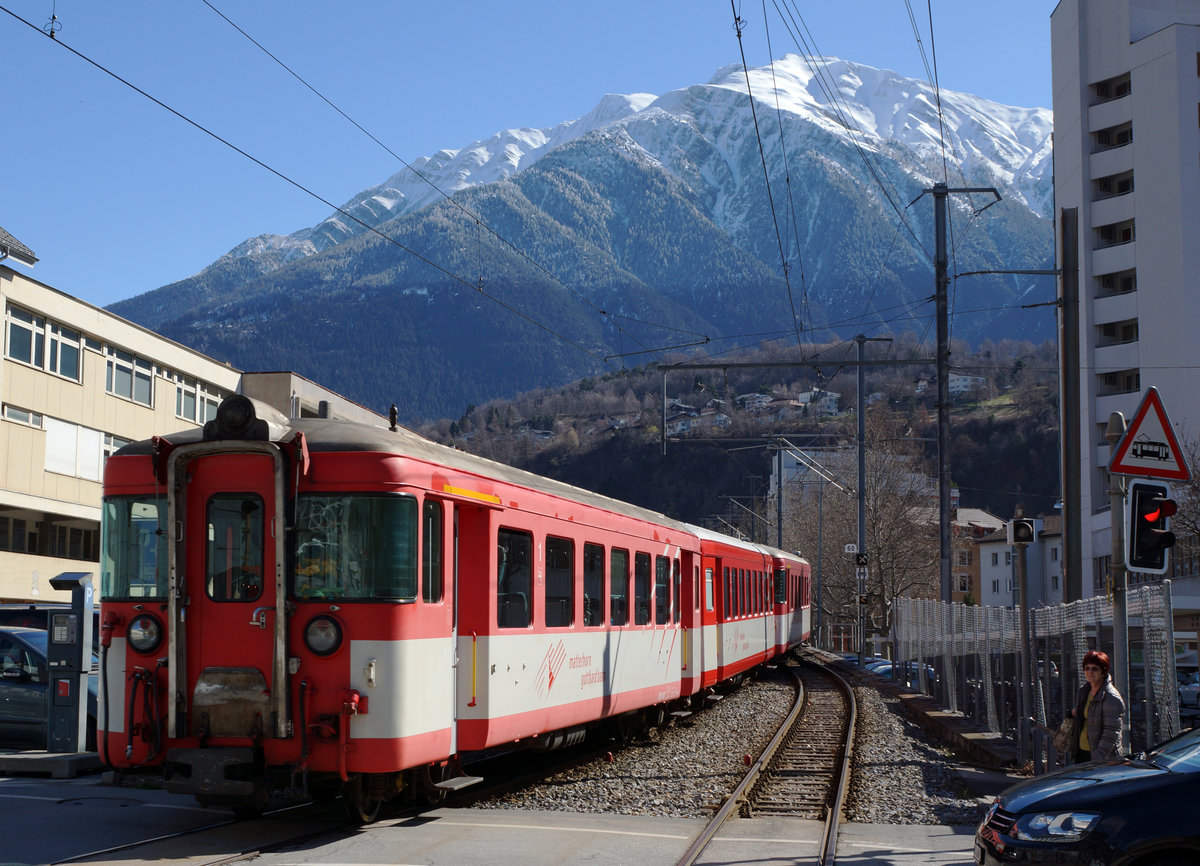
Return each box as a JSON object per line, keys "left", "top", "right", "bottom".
{"left": 1109, "top": 387, "right": 1191, "bottom": 481}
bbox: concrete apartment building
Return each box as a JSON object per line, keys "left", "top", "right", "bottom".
{"left": 0, "top": 230, "right": 386, "bottom": 603}
{"left": 1052, "top": 0, "right": 1200, "bottom": 597}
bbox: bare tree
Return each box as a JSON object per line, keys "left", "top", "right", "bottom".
{"left": 782, "top": 410, "right": 939, "bottom": 641}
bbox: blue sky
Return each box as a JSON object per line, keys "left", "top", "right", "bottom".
{"left": 3, "top": 1, "right": 1055, "bottom": 308}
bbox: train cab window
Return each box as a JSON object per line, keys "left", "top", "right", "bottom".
{"left": 634, "top": 553, "right": 651, "bottom": 625}
{"left": 497, "top": 528, "right": 533, "bottom": 628}
{"left": 545, "top": 536, "right": 574, "bottom": 628}
{"left": 101, "top": 496, "right": 167, "bottom": 601}
{"left": 583, "top": 543, "right": 604, "bottom": 627}
{"left": 672, "top": 558, "right": 681, "bottom": 623}
{"left": 294, "top": 494, "right": 417, "bottom": 600}
{"left": 654, "top": 555, "right": 670, "bottom": 625}
{"left": 704, "top": 567, "right": 714, "bottom": 612}
{"left": 422, "top": 500, "right": 444, "bottom": 603}
{"left": 206, "top": 494, "right": 264, "bottom": 602}
{"left": 610, "top": 548, "right": 629, "bottom": 626}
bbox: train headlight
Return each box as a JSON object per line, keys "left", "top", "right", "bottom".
{"left": 304, "top": 615, "right": 342, "bottom": 656}
{"left": 128, "top": 614, "right": 163, "bottom": 654}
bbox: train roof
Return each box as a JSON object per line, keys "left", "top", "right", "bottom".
{"left": 116, "top": 397, "right": 700, "bottom": 539}
{"left": 684, "top": 523, "right": 808, "bottom": 566}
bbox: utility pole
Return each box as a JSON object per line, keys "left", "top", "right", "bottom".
{"left": 1059, "top": 208, "right": 1083, "bottom": 602}
{"left": 925, "top": 183, "right": 1000, "bottom": 602}
{"left": 856, "top": 334, "right": 891, "bottom": 662}
{"left": 1107, "top": 412, "right": 1130, "bottom": 750}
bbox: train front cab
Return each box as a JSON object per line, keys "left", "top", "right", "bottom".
{"left": 771, "top": 552, "right": 811, "bottom": 655}
{"left": 99, "top": 397, "right": 460, "bottom": 820}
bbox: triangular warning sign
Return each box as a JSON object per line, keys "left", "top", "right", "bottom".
{"left": 1109, "top": 387, "right": 1191, "bottom": 480}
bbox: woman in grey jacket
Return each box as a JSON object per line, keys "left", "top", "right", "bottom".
{"left": 1068, "top": 649, "right": 1125, "bottom": 761}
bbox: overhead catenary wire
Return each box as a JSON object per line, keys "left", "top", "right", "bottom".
{"left": 1, "top": 4, "right": 615, "bottom": 365}
{"left": 197, "top": 0, "right": 683, "bottom": 361}
{"left": 731, "top": 2, "right": 805, "bottom": 350}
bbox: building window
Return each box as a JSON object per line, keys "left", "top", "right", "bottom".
{"left": 106, "top": 348, "right": 153, "bottom": 406}
{"left": 1005, "top": 551, "right": 1012, "bottom": 566}
{"left": 991, "top": 579, "right": 1000, "bottom": 594}
{"left": 1093, "top": 122, "right": 1133, "bottom": 152}
{"left": 991, "top": 552, "right": 999, "bottom": 567}
{"left": 3, "top": 405, "right": 44, "bottom": 427}
{"left": 5, "top": 306, "right": 81, "bottom": 382}
{"left": 1097, "top": 270, "right": 1136, "bottom": 297}
{"left": 956, "top": 574, "right": 970, "bottom": 592}
{"left": 0, "top": 516, "right": 36, "bottom": 553}
{"left": 1052, "top": 574, "right": 1060, "bottom": 591}
{"left": 103, "top": 433, "right": 132, "bottom": 460}
{"left": 1051, "top": 546, "right": 1059, "bottom": 562}
{"left": 164, "top": 370, "right": 223, "bottom": 423}
{"left": 956, "top": 550, "right": 971, "bottom": 566}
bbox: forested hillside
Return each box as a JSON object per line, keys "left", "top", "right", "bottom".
{"left": 417, "top": 336, "right": 1061, "bottom": 529}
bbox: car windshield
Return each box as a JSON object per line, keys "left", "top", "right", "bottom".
{"left": 1145, "top": 727, "right": 1200, "bottom": 771}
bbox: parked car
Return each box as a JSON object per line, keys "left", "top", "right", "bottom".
{"left": 1179, "top": 672, "right": 1199, "bottom": 709}
{"left": 975, "top": 726, "right": 1200, "bottom": 865}
{"left": 0, "top": 626, "right": 97, "bottom": 750}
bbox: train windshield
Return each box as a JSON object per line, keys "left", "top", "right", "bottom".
{"left": 100, "top": 496, "right": 168, "bottom": 600}
{"left": 293, "top": 494, "right": 417, "bottom": 600}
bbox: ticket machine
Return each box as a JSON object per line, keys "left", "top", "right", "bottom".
{"left": 46, "top": 572, "right": 94, "bottom": 752}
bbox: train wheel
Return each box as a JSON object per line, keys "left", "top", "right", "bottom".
{"left": 341, "top": 774, "right": 382, "bottom": 824}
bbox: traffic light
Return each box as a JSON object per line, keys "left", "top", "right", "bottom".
{"left": 1008, "top": 518, "right": 1035, "bottom": 545}
{"left": 1127, "top": 481, "right": 1177, "bottom": 574}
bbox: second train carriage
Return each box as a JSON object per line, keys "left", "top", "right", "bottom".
{"left": 97, "top": 395, "right": 809, "bottom": 820}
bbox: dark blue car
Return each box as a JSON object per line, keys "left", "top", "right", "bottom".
{"left": 0, "top": 626, "right": 97, "bottom": 750}
{"left": 975, "top": 725, "right": 1200, "bottom": 865}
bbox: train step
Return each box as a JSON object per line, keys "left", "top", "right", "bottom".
{"left": 670, "top": 709, "right": 693, "bottom": 719}
{"left": 435, "top": 775, "right": 484, "bottom": 791}
{"left": 705, "top": 693, "right": 725, "bottom": 702}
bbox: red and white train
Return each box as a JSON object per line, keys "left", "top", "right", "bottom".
{"left": 97, "top": 395, "right": 809, "bottom": 820}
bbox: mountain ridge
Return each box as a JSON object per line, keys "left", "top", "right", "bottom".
{"left": 107, "top": 54, "right": 1055, "bottom": 421}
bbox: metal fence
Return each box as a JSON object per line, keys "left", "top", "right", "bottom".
{"left": 891, "top": 582, "right": 1178, "bottom": 762}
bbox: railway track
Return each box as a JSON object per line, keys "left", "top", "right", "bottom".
{"left": 677, "top": 650, "right": 855, "bottom": 866}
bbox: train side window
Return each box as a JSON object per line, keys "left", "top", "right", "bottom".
{"left": 294, "top": 495, "right": 417, "bottom": 600}
{"left": 694, "top": 565, "right": 700, "bottom": 613}
{"left": 583, "top": 543, "right": 604, "bottom": 627}
{"left": 497, "top": 528, "right": 533, "bottom": 628}
{"left": 654, "top": 555, "right": 670, "bottom": 625}
{"left": 704, "top": 567, "right": 714, "bottom": 612}
{"left": 775, "top": 568, "right": 786, "bottom": 605}
{"left": 672, "top": 558, "right": 681, "bottom": 623}
{"left": 634, "top": 552, "right": 651, "bottom": 625}
{"left": 206, "top": 493, "right": 264, "bottom": 602}
{"left": 545, "top": 536, "right": 574, "bottom": 628}
{"left": 610, "top": 548, "right": 629, "bottom": 626}
{"left": 422, "top": 500, "right": 444, "bottom": 603}
{"left": 723, "top": 567, "right": 730, "bottom": 617}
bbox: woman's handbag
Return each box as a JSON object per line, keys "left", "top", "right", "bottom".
{"left": 1051, "top": 717, "right": 1073, "bottom": 753}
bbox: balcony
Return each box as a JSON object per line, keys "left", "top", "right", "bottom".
{"left": 1091, "top": 144, "right": 1134, "bottom": 179}
{"left": 1093, "top": 290, "right": 1137, "bottom": 321}
{"left": 1088, "top": 93, "right": 1132, "bottom": 131}
{"left": 1091, "top": 191, "right": 1135, "bottom": 227}
{"left": 1094, "top": 339, "right": 1139, "bottom": 372}
{"left": 1093, "top": 241, "right": 1136, "bottom": 276}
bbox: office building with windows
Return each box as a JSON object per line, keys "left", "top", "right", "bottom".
{"left": 0, "top": 229, "right": 386, "bottom": 602}
{"left": 1052, "top": 0, "right": 1200, "bottom": 595}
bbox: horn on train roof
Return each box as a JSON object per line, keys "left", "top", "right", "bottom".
{"left": 204, "top": 394, "right": 290, "bottom": 442}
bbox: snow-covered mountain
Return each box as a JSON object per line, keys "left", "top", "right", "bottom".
{"left": 110, "top": 55, "right": 1055, "bottom": 420}
{"left": 218, "top": 55, "right": 1051, "bottom": 270}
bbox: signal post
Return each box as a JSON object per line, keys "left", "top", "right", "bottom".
{"left": 1107, "top": 387, "right": 1189, "bottom": 748}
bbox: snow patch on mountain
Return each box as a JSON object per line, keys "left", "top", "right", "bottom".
{"left": 214, "top": 55, "right": 1051, "bottom": 271}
